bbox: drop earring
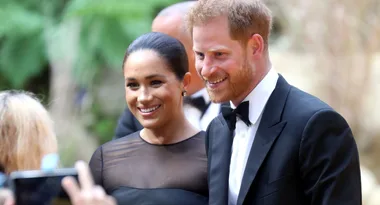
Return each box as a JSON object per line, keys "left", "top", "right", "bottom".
{"left": 182, "top": 91, "right": 187, "bottom": 96}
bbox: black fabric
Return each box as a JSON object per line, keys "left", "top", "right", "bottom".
{"left": 90, "top": 131, "right": 208, "bottom": 205}
{"left": 221, "top": 101, "right": 250, "bottom": 130}
{"left": 113, "top": 107, "right": 143, "bottom": 139}
{"left": 206, "top": 75, "right": 362, "bottom": 205}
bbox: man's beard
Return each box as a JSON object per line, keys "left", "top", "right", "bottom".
{"left": 208, "top": 59, "right": 255, "bottom": 103}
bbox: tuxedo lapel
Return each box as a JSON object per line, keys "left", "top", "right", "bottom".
{"left": 237, "top": 75, "right": 291, "bottom": 205}
{"left": 208, "top": 115, "right": 233, "bottom": 205}
{"left": 236, "top": 121, "right": 286, "bottom": 205}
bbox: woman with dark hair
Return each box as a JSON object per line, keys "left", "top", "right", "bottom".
{"left": 89, "top": 32, "right": 208, "bottom": 205}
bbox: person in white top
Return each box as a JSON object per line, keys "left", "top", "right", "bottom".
{"left": 187, "top": 0, "right": 361, "bottom": 205}
{"left": 114, "top": 1, "right": 223, "bottom": 139}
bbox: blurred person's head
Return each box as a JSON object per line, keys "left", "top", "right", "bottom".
{"left": 152, "top": 1, "right": 202, "bottom": 95}
{"left": 122, "top": 32, "right": 191, "bottom": 130}
{"left": 0, "top": 90, "right": 57, "bottom": 174}
{"left": 187, "top": 0, "right": 273, "bottom": 105}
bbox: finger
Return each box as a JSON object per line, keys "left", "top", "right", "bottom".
{"left": 0, "top": 189, "right": 14, "bottom": 205}
{"left": 106, "top": 195, "right": 117, "bottom": 205}
{"left": 0, "top": 189, "right": 12, "bottom": 198}
{"left": 78, "top": 190, "right": 93, "bottom": 203}
{"left": 4, "top": 198, "right": 15, "bottom": 205}
{"left": 92, "top": 185, "right": 106, "bottom": 200}
{"left": 75, "top": 161, "right": 94, "bottom": 190}
{"left": 62, "top": 176, "right": 81, "bottom": 201}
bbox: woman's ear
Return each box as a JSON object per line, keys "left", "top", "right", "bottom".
{"left": 182, "top": 72, "right": 192, "bottom": 92}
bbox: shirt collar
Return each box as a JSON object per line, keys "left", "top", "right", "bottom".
{"left": 230, "top": 68, "right": 279, "bottom": 125}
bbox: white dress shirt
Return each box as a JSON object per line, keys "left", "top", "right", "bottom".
{"left": 183, "top": 88, "right": 221, "bottom": 131}
{"left": 228, "top": 68, "right": 279, "bottom": 205}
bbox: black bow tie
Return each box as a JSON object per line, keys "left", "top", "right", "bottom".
{"left": 221, "top": 101, "right": 251, "bottom": 130}
{"left": 185, "top": 96, "right": 210, "bottom": 116}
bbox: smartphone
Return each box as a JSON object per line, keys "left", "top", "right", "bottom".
{"left": 9, "top": 168, "right": 78, "bottom": 205}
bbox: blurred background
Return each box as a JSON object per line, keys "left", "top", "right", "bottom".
{"left": 0, "top": 0, "right": 379, "bottom": 202}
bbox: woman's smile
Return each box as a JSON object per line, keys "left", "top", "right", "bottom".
{"left": 138, "top": 105, "right": 161, "bottom": 117}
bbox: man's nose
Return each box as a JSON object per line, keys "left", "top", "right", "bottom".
{"left": 200, "top": 56, "right": 215, "bottom": 79}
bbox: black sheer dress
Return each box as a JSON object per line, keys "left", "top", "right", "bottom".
{"left": 89, "top": 131, "right": 208, "bottom": 205}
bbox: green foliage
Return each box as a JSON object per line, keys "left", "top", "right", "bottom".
{"left": 64, "top": 0, "right": 178, "bottom": 20}
{"left": 87, "top": 101, "right": 118, "bottom": 144}
{"left": 0, "top": 1, "right": 46, "bottom": 88}
{"left": 0, "top": 0, "right": 180, "bottom": 89}
{"left": 94, "top": 118, "right": 117, "bottom": 145}
{"left": 65, "top": 0, "right": 180, "bottom": 86}
{"left": 72, "top": 16, "right": 135, "bottom": 87}
{"left": 0, "top": 34, "right": 46, "bottom": 88}
{"left": 0, "top": 3, "right": 44, "bottom": 37}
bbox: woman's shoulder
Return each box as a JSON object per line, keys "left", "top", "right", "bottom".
{"left": 197, "top": 130, "right": 206, "bottom": 136}
{"left": 192, "top": 130, "right": 206, "bottom": 140}
{"left": 174, "top": 130, "right": 206, "bottom": 151}
{"left": 91, "top": 131, "right": 144, "bottom": 164}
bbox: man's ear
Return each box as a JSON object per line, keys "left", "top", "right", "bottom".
{"left": 182, "top": 72, "right": 192, "bottom": 91}
{"left": 248, "top": 34, "right": 265, "bottom": 56}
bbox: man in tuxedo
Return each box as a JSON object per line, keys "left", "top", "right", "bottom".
{"left": 114, "top": 1, "right": 223, "bottom": 139}
{"left": 187, "top": 0, "right": 361, "bottom": 204}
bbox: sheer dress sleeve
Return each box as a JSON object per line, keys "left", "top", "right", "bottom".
{"left": 89, "top": 146, "right": 103, "bottom": 186}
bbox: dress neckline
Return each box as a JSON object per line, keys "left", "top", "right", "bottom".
{"left": 137, "top": 131, "right": 203, "bottom": 146}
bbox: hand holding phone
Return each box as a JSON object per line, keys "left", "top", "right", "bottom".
{"left": 10, "top": 168, "right": 78, "bottom": 205}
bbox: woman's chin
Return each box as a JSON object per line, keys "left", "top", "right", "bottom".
{"left": 140, "top": 120, "right": 161, "bottom": 130}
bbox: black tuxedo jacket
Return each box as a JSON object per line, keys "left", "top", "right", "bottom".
{"left": 206, "top": 75, "right": 361, "bottom": 205}
{"left": 114, "top": 106, "right": 143, "bottom": 139}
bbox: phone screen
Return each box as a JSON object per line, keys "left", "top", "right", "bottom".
{"left": 11, "top": 169, "right": 78, "bottom": 205}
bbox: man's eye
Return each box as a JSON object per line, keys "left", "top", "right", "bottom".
{"left": 215, "top": 52, "right": 224, "bottom": 57}
{"left": 126, "top": 83, "right": 139, "bottom": 89}
{"left": 151, "top": 80, "right": 163, "bottom": 87}
{"left": 196, "top": 52, "right": 204, "bottom": 60}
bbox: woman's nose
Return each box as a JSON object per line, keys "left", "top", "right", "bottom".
{"left": 137, "top": 88, "right": 152, "bottom": 103}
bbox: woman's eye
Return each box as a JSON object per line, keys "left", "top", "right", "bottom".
{"left": 151, "top": 80, "right": 163, "bottom": 87}
{"left": 126, "top": 83, "right": 139, "bottom": 89}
